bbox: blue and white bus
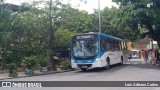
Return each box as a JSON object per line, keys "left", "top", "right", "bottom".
{"left": 71, "top": 32, "right": 128, "bottom": 71}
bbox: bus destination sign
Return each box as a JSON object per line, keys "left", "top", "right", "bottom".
{"left": 76, "top": 35, "right": 95, "bottom": 39}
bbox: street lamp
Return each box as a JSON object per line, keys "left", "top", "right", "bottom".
{"left": 98, "top": 0, "right": 101, "bottom": 33}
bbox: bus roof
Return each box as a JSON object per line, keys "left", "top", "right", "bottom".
{"left": 98, "top": 33, "right": 124, "bottom": 41}
{"left": 73, "top": 32, "right": 124, "bottom": 41}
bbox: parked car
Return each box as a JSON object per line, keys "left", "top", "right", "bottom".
{"left": 132, "top": 54, "right": 139, "bottom": 59}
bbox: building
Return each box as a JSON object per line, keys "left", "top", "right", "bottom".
{"left": 133, "top": 38, "right": 151, "bottom": 50}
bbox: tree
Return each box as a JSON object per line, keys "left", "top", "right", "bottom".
{"left": 112, "top": 0, "right": 160, "bottom": 48}
{"left": 99, "top": 7, "right": 141, "bottom": 41}
{"left": 54, "top": 28, "right": 74, "bottom": 57}
{"left": 54, "top": 28, "right": 74, "bottom": 49}
{"left": 56, "top": 4, "right": 97, "bottom": 33}
{"left": 1, "top": 2, "right": 50, "bottom": 68}
{"left": 0, "top": 3, "right": 14, "bottom": 68}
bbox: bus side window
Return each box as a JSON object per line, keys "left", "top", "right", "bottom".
{"left": 113, "top": 40, "right": 115, "bottom": 50}
{"left": 112, "top": 40, "right": 115, "bottom": 50}
{"left": 119, "top": 41, "right": 122, "bottom": 50}
{"left": 106, "top": 38, "right": 110, "bottom": 50}
{"left": 116, "top": 40, "right": 120, "bottom": 50}
{"left": 100, "top": 37, "right": 105, "bottom": 52}
{"left": 116, "top": 40, "right": 119, "bottom": 50}
{"left": 114, "top": 40, "right": 117, "bottom": 50}
{"left": 119, "top": 41, "right": 121, "bottom": 50}
{"left": 110, "top": 39, "right": 113, "bottom": 50}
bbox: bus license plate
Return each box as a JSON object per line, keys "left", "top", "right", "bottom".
{"left": 82, "top": 66, "right": 87, "bottom": 68}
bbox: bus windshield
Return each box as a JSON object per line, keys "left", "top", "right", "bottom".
{"left": 72, "top": 39, "right": 98, "bottom": 58}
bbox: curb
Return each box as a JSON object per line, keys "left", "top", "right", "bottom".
{"left": 0, "top": 69, "right": 74, "bottom": 80}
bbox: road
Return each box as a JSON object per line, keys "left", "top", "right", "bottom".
{"left": 1, "top": 59, "right": 160, "bottom": 90}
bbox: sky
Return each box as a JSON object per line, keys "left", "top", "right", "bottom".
{"left": 4, "top": 0, "right": 118, "bottom": 13}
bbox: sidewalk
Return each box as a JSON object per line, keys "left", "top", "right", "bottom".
{"left": 125, "top": 58, "right": 157, "bottom": 65}
{"left": 0, "top": 68, "right": 73, "bottom": 80}
{"left": 127, "top": 58, "right": 144, "bottom": 62}
{"left": 124, "top": 58, "right": 145, "bottom": 64}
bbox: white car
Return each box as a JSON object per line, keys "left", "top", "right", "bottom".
{"left": 132, "top": 54, "right": 139, "bottom": 59}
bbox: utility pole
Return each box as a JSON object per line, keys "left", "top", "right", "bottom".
{"left": 98, "top": 0, "right": 101, "bottom": 33}
{"left": 49, "top": 0, "right": 57, "bottom": 71}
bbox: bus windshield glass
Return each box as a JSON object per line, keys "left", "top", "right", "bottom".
{"left": 72, "top": 39, "right": 98, "bottom": 58}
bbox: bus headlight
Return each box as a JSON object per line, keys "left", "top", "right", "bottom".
{"left": 71, "top": 59, "right": 75, "bottom": 63}
{"left": 95, "top": 58, "right": 100, "bottom": 62}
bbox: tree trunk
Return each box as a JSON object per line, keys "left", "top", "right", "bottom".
{"left": 49, "top": 49, "right": 57, "bottom": 71}
{"left": 48, "top": 28, "right": 57, "bottom": 71}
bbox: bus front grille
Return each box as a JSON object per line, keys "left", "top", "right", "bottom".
{"left": 77, "top": 64, "right": 92, "bottom": 68}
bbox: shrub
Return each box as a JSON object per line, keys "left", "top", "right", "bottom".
{"left": 39, "top": 57, "right": 49, "bottom": 67}
{"left": 53, "top": 56, "right": 61, "bottom": 65}
{"left": 60, "top": 60, "right": 70, "bottom": 70}
{"left": 8, "top": 63, "right": 17, "bottom": 77}
{"left": 23, "top": 56, "right": 37, "bottom": 69}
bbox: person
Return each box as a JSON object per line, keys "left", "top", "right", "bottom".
{"left": 144, "top": 50, "right": 149, "bottom": 63}
{"left": 84, "top": 49, "right": 91, "bottom": 56}
{"left": 75, "top": 50, "right": 83, "bottom": 57}
{"left": 128, "top": 53, "right": 132, "bottom": 60}
{"left": 155, "top": 49, "right": 160, "bottom": 64}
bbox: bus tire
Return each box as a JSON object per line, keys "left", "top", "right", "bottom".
{"left": 81, "top": 68, "right": 87, "bottom": 71}
{"left": 104, "top": 58, "right": 110, "bottom": 69}
{"left": 120, "top": 56, "right": 123, "bottom": 65}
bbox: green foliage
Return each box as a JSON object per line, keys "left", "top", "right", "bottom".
{"left": 0, "top": 4, "right": 12, "bottom": 32}
{"left": 8, "top": 63, "right": 17, "bottom": 77}
{"left": 56, "top": 4, "right": 97, "bottom": 33}
{"left": 55, "top": 28, "right": 74, "bottom": 48}
{"left": 60, "top": 60, "right": 70, "bottom": 70}
{"left": 53, "top": 56, "right": 60, "bottom": 65}
{"left": 39, "top": 57, "right": 49, "bottom": 67}
{"left": 23, "top": 56, "right": 37, "bottom": 69}
{"left": 100, "top": 7, "right": 141, "bottom": 41}
{"left": 112, "top": 0, "right": 160, "bottom": 47}
{"left": 8, "top": 63, "right": 17, "bottom": 72}
{"left": 54, "top": 28, "right": 74, "bottom": 57}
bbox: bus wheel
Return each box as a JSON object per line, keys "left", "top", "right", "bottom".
{"left": 81, "top": 68, "right": 87, "bottom": 71}
{"left": 120, "top": 56, "right": 123, "bottom": 65}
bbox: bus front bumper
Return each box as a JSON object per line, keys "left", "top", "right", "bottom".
{"left": 71, "top": 60, "right": 103, "bottom": 69}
